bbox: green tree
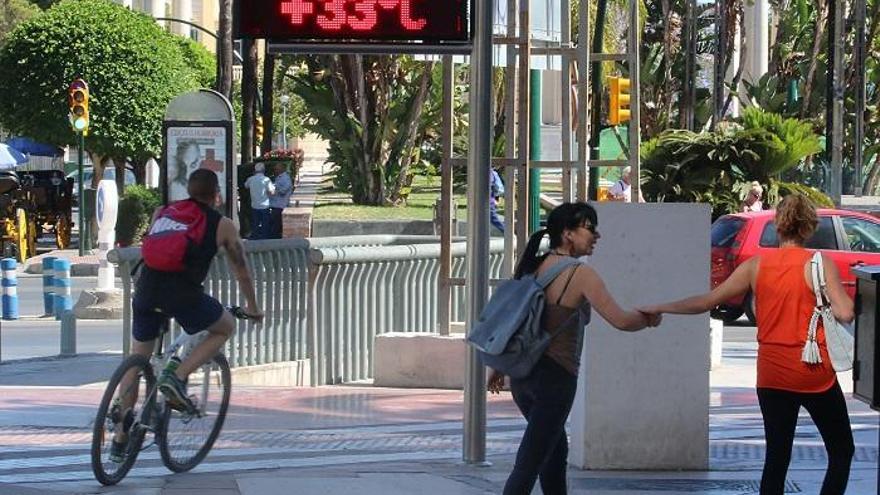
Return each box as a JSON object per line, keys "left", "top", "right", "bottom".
{"left": 290, "top": 55, "right": 435, "bottom": 205}
{"left": 174, "top": 36, "right": 216, "bottom": 88}
{"left": 0, "top": 0, "right": 202, "bottom": 185}
{"left": 0, "top": 0, "right": 39, "bottom": 40}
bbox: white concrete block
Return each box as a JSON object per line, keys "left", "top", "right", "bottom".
{"left": 374, "top": 333, "right": 467, "bottom": 389}
{"left": 710, "top": 318, "right": 724, "bottom": 369}
{"left": 569, "top": 203, "right": 710, "bottom": 470}
{"left": 230, "top": 360, "right": 311, "bottom": 387}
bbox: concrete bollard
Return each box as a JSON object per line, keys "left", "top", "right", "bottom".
{"left": 53, "top": 258, "right": 73, "bottom": 320}
{"left": 1, "top": 258, "right": 18, "bottom": 320}
{"left": 42, "top": 256, "right": 57, "bottom": 315}
{"left": 60, "top": 310, "right": 77, "bottom": 356}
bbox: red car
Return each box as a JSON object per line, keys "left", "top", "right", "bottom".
{"left": 711, "top": 208, "right": 880, "bottom": 323}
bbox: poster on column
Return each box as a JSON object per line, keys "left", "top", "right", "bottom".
{"left": 165, "top": 126, "right": 228, "bottom": 212}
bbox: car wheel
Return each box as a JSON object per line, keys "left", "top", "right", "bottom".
{"left": 743, "top": 291, "right": 757, "bottom": 325}
{"left": 710, "top": 306, "right": 744, "bottom": 323}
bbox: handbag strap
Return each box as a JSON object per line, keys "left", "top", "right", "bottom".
{"left": 810, "top": 252, "right": 827, "bottom": 307}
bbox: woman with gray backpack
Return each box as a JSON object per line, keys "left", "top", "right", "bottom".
{"left": 484, "top": 202, "right": 661, "bottom": 495}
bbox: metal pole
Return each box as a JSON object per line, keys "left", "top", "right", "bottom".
{"left": 589, "top": 0, "right": 608, "bottom": 200}
{"left": 283, "top": 100, "right": 289, "bottom": 149}
{"left": 854, "top": 0, "right": 867, "bottom": 196}
{"left": 529, "top": 69, "right": 542, "bottom": 232}
{"left": 628, "top": 0, "right": 641, "bottom": 201}
{"left": 438, "top": 56, "right": 454, "bottom": 335}
{"left": 712, "top": 0, "right": 726, "bottom": 129}
{"left": 77, "top": 133, "right": 84, "bottom": 257}
{"left": 463, "top": 0, "right": 492, "bottom": 465}
{"left": 829, "top": 0, "right": 844, "bottom": 205}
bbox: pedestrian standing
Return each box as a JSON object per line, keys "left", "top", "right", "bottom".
{"left": 742, "top": 181, "right": 765, "bottom": 212}
{"left": 640, "top": 194, "right": 855, "bottom": 495}
{"left": 490, "top": 168, "right": 505, "bottom": 233}
{"left": 489, "top": 203, "right": 660, "bottom": 494}
{"left": 269, "top": 162, "right": 294, "bottom": 239}
{"left": 244, "top": 162, "right": 275, "bottom": 240}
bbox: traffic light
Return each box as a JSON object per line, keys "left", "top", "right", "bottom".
{"left": 255, "top": 116, "right": 264, "bottom": 144}
{"left": 608, "top": 76, "right": 631, "bottom": 125}
{"left": 68, "top": 78, "right": 90, "bottom": 134}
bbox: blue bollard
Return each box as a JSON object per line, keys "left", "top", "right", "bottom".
{"left": 42, "top": 256, "right": 57, "bottom": 316}
{"left": 1, "top": 258, "right": 18, "bottom": 320}
{"left": 53, "top": 258, "right": 73, "bottom": 320}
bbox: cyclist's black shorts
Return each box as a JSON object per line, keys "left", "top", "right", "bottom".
{"left": 132, "top": 292, "right": 224, "bottom": 342}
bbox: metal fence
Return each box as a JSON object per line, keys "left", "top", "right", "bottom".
{"left": 110, "top": 235, "right": 505, "bottom": 385}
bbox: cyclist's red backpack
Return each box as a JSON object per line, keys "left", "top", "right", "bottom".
{"left": 141, "top": 199, "right": 207, "bottom": 272}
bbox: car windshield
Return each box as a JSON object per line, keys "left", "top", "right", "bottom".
{"left": 760, "top": 216, "right": 838, "bottom": 249}
{"left": 711, "top": 217, "right": 745, "bottom": 248}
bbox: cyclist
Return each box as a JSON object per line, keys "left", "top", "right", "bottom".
{"left": 111, "top": 169, "right": 263, "bottom": 461}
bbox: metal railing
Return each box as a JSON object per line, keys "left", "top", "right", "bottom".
{"left": 110, "top": 235, "right": 505, "bottom": 385}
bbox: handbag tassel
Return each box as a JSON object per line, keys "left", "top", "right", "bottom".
{"left": 802, "top": 312, "right": 822, "bottom": 364}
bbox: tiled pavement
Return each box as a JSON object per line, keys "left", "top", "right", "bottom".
{"left": 0, "top": 342, "right": 877, "bottom": 494}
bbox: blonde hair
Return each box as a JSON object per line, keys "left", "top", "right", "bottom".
{"left": 775, "top": 194, "right": 817, "bottom": 244}
{"left": 750, "top": 181, "right": 763, "bottom": 197}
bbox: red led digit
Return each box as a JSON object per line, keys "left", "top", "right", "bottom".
{"left": 317, "top": 0, "right": 347, "bottom": 29}
{"left": 280, "top": 0, "right": 314, "bottom": 24}
{"left": 399, "top": 0, "right": 427, "bottom": 30}
{"left": 348, "top": 0, "right": 378, "bottom": 30}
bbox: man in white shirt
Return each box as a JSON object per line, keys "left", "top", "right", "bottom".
{"left": 608, "top": 166, "right": 644, "bottom": 203}
{"left": 269, "top": 162, "right": 294, "bottom": 239}
{"left": 244, "top": 162, "right": 275, "bottom": 239}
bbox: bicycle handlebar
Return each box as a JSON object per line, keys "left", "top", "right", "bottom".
{"left": 226, "top": 306, "right": 256, "bottom": 320}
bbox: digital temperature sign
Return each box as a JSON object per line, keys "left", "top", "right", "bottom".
{"left": 235, "top": 0, "right": 470, "bottom": 43}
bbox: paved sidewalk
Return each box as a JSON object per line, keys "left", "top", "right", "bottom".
{"left": 0, "top": 337, "right": 877, "bottom": 494}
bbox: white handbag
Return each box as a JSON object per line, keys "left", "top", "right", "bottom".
{"left": 801, "top": 252, "right": 855, "bottom": 372}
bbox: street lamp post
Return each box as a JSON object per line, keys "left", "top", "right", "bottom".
{"left": 280, "top": 94, "right": 290, "bottom": 149}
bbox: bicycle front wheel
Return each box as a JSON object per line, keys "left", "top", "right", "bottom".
{"left": 91, "top": 354, "right": 155, "bottom": 486}
{"left": 158, "top": 353, "right": 231, "bottom": 472}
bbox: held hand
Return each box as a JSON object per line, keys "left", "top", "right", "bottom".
{"left": 636, "top": 307, "right": 662, "bottom": 327}
{"left": 487, "top": 370, "right": 505, "bottom": 394}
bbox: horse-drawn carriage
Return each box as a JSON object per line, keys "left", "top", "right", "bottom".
{"left": 0, "top": 169, "right": 73, "bottom": 262}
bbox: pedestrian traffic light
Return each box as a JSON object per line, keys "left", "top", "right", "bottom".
{"left": 255, "top": 116, "right": 264, "bottom": 145}
{"left": 608, "top": 76, "right": 631, "bottom": 125}
{"left": 68, "top": 78, "right": 90, "bottom": 134}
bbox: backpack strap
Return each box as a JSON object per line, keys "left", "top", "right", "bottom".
{"left": 536, "top": 257, "right": 581, "bottom": 289}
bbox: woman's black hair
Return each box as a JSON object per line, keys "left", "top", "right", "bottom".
{"left": 513, "top": 202, "right": 598, "bottom": 279}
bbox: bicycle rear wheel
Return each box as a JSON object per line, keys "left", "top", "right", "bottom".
{"left": 91, "top": 354, "right": 156, "bottom": 486}
{"left": 158, "top": 353, "right": 231, "bottom": 472}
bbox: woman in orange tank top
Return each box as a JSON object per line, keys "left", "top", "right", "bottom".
{"left": 640, "top": 194, "right": 855, "bottom": 495}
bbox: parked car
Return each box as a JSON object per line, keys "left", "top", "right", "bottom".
{"left": 67, "top": 167, "right": 136, "bottom": 202}
{"left": 711, "top": 208, "right": 880, "bottom": 323}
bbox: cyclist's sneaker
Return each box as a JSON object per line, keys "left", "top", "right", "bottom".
{"left": 158, "top": 371, "right": 194, "bottom": 413}
{"left": 108, "top": 438, "right": 128, "bottom": 463}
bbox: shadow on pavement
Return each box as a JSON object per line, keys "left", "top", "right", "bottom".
{"left": 0, "top": 353, "right": 120, "bottom": 387}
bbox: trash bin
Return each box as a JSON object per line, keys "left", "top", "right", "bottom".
{"left": 853, "top": 265, "right": 880, "bottom": 410}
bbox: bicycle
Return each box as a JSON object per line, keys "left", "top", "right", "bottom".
{"left": 90, "top": 306, "right": 252, "bottom": 486}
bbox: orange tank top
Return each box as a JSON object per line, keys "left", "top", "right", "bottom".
{"left": 755, "top": 247, "right": 836, "bottom": 393}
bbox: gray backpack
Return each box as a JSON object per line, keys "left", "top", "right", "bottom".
{"left": 467, "top": 258, "right": 581, "bottom": 378}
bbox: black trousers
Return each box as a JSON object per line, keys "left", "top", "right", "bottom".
{"left": 757, "top": 381, "right": 854, "bottom": 495}
{"left": 268, "top": 207, "right": 284, "bottom": 239}
{"left": 504, "top": 357, "right": 578, "bottom": 495}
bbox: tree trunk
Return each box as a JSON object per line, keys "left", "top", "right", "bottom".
{"left": 241, "top": 39, "right": 257, "bottom": 165}
{"left": 132, "top": 156, "right": 147, "bottom": 185}
{"left": 88, "top": 152, "right": 106, "bottom": 188}
{"left": 217, "top": 0, "right": 233, "bottom": 100}
{"left": 389, "top": 62, "right": 435, "bottom": 203}
{"left": 112, "top": 157, "right": 126, "bottom": 194}
{"left": 800, "top": 0, "right": 828, "bottom": 118}
{"left": 261, "top": 53, "right": 275, "bottom": 155}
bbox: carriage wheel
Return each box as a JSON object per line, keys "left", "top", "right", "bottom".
{"left": 14, "top": 208, "right": 29, "bottom": 262}
{"left": 56, "top": 214, "right": 71, "bottom": 250}
{"left": 27, "top": 217, "right": 37, "bottom": 259}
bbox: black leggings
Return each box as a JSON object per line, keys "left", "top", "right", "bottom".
{"left": 504, "top": 357, "right": 578, "bottom": 495}
{"left": 757, "top": 382, "right": 854, "bottom": 495}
